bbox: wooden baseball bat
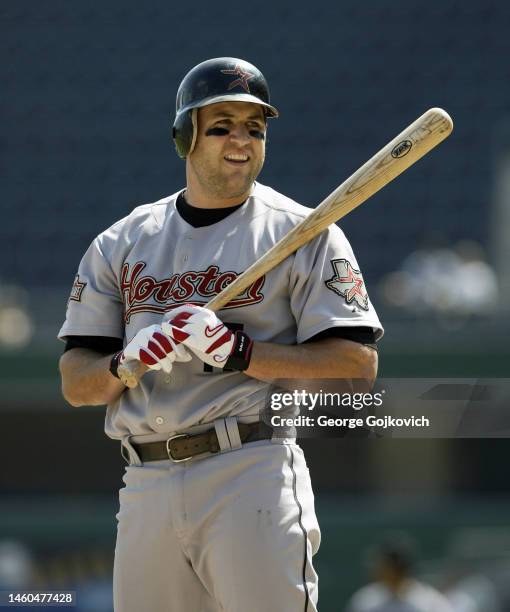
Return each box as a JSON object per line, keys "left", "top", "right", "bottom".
{"left": 118, "top": 107, "right": 453, "bottom": 388}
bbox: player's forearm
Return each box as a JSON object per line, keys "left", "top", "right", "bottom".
{"left": 245, "top": 337, "right": 378, "bottom": 384}
{"left": 59, "top": 348, "right": 125, "bottom": 407}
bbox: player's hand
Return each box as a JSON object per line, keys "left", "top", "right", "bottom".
{"left": 162, "top": 304, "right": 253, "bottom": 371}
{"left": 120, "top": 324, "right": 192, "bottom": 374}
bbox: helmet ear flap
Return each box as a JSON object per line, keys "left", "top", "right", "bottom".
{"left": 172, "top": 109, "right": 195, "bottom": 159}
{"left": 188, "top": 108, "right": 198, "bottom": 156}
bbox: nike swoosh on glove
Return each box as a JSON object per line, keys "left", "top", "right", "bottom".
{"left": 121, "top": 323, "right": 192, "bottom": 374}
{"left": 162, "top": 304, "right": 253, "bottom": 371}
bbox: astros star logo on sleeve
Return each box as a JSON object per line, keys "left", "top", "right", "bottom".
{"left": 325, "top": 258, "right": 369, "bottom": 311}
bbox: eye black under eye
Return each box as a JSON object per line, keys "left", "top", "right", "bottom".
{"left": 206, "top": 127, "right": 230, "bottom": 136}
{"left": 205, "top": 126, "right": 265, "bottom": 140}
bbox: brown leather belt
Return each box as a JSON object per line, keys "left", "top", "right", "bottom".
{"left": 132, "top": 422, "right": 272, "bottom": 463}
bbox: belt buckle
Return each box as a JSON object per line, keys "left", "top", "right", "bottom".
{"left": 166, "top": 433, "right": 192, "bottom": 462}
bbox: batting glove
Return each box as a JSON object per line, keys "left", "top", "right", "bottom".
{"left": 162, "top": 304, "right": 253, "bottom": 371}
{"left": 116, "top": 323, "right": 192, "bottom": 375}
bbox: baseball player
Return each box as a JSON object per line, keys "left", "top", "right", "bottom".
{"left": 345, "top": 535, "right": 454, "bottom": 612}
{"left": 58, "top": 57, "right": 383, "bottom": 612}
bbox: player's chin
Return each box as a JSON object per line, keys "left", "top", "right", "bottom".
{"left": 228, "top": 161, "right": 262, "bottom": 182}
{"left": 229, "top": 173, "right": 257, "bottom": 193}
{"left": 222, "top": 165, "right": 258, "bottom": 186}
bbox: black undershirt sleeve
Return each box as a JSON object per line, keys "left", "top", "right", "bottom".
{"left": 63, "top": 336, "right": 123, "bottom": 355}
{"left": 63, "top": 326, "right": 377, "bottom": 355}
{"left": 304, "top": 326, "right": 377, "bottom": 346}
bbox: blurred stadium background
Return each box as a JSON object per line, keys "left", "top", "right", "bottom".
{"left": 1, "top": 1, "right": 510, "bottom": 610}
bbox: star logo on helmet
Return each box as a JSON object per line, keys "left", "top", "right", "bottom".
{"left": 325, "top": 259, "right": 369, "bottom": 311}
{"left": 220, "top": 64, "right": 255, "bottom": 93}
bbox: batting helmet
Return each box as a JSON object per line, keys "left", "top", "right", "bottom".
{"left": 172, "top": 57, "right": 279, "bottom": 159}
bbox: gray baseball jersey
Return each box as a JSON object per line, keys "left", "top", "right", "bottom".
{"left": 59, "top": 180, "right": 382, "bottom": 612}
{"left": 59, "top": 181, "right": 383, "bottom": 440}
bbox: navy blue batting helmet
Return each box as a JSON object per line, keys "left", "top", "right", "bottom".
{"left": 172, "top": 57, "right": 279, "bottom": 159}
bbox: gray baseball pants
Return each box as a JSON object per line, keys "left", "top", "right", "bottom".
{"left": 113, "top": 437, "right": 320, "bottom": 611}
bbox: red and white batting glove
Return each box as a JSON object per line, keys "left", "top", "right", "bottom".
{"left": 116, "top": 324, "right": 192, "bottom": 376}
{"left": 162, "top": 304, "right": 253, "bottom": 371}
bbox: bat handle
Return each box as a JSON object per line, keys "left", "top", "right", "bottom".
{"left": 117, "top": 360, "right": 148, "bottom": 389}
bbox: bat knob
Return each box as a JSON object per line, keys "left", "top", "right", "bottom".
{"left": 118, "top": 363, "right": 141, "bottom": 389}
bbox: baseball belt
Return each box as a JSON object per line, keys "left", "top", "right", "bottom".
{"left": 131, "top": 421, "right": 273, "bottom": 463}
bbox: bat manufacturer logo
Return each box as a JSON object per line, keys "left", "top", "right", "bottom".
{"left": 325, "top": 259, "right": 369, "bottom": 311}
{"left": 391, "top": 140, "right": 412, "bottom": 158}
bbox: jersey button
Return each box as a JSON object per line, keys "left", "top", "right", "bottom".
{"left": 155, "top": 416, "right": 164, "bottom": 425}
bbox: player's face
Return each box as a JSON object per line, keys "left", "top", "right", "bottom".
{"left": 187, "top": 101, "right": 266, "bottom": 202}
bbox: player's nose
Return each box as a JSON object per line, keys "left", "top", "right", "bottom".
{"left": 228, "top": 123, "right": 251, "bottom": 145}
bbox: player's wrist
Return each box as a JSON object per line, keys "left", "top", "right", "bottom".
{"left": 224, "top": 331, "right": 253, "bottom": 371}
{"left": 109, "top": 350, "right": 123, "bottom": 380}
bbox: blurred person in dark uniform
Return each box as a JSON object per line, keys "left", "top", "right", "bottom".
{"left": 345, "top": 534, "right": 453, "bottom": 612}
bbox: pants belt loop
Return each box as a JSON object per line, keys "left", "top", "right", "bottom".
{"left": 121, "top": 435, "right": 142, "bottom": 466}
{"left": 225, "top": 417, "right": 242, "bottom": 450}
{"left": 214, "top": 419, "right": 231, "bottom": 452}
